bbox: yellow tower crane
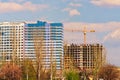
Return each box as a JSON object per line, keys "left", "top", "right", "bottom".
{"left": 67, "top": 26, "right": 95, "bottom": 45}
{"left": 81, "top": 26, "right": 95, "bottom": 45}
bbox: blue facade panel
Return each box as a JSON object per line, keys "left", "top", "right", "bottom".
{"left": 25, "top": 21, "right": 63, "bottom": 70}
{"left": 27, "top": 21, "right": 47, "bottom": 27}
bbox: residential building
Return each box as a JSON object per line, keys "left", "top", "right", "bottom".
{"left": 0, "top": 21, "right": 63, "bottom": 70}
{"left": 25, "top": 21, "right": 63, "bottom": 69}
{"left": 0, "top": 22, "right": 25, "bottom": 63}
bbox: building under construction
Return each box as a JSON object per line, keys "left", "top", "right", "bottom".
{"left": 64, "top": 43, "right": 106, "bottom": 70}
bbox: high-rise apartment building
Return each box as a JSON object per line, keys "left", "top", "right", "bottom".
{"left": 0, "top": 22, "right": 25, "bottom": 63}
{"left": 25, "top": 21, "right": 63, "bottom": 69}
{"left": 0, "top": 21, "right": 63, "bottom": 69}
{"left": 64, "top": 44, "right": 106, "bottom": 70}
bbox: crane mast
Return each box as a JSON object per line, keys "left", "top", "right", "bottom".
{"left": 82, "top": 26, "right": 95, "bottom": 45}
{"left": 67, "top": 26, "right": 95, "bottom": 45}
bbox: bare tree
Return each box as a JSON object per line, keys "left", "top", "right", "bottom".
{"left": 32, "top": 27, "right": 58, "bottom": 80}
{"left": 98, "top": 64, "right": 120, "bottom": 80}
{"left": 21, "top": 59, "right": 36, "bottom": 80}
{"left": 32, "top": 29, "right": 51, "bottom": 80}
{"left": 33, "top": 30, "right": 44, "bottom": 80}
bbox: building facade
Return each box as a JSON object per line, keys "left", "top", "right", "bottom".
{"left": 64, "top": 44, "right": 106, "bottom": 70}
{"left": 0, "top": 21, "right": 63, "bottom": 69}
{"left": 0, "top": 22, "right": 25, "bottom": 63}
{"left": 64, "top": 44, "right": 83, "bottom": 69}
{"left": 25, "top": 21, "right": 63, "bottom": 69}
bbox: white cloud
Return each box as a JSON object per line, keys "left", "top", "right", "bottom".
{"left": 64, "top": 22, "right": 120, "bottom": 32}
{"left": 104, "top": 29, "right": 120, "bottom": 42}
{"left": 8, "top": 0, "right": 25, "bottom": 2}
{"left": 69, "top": 9, "right": 80, "bottom": 16}
{"left": 62, "top": 0, "right": 81, "bottom": 2}
{"left": 91, "top": 0, "right": 120, "bottom": 7}
{"left": 63, "top": 8, "right": 80, "bottom": 16}
{"left": 18, "top": 0, "right": 24, "bottom": 2}
{"left": 0, "top": 1, "right": 48, "bottom": 13}
{"left": 64, "top": 21, "right": 120, "bottom": 44}
{"left": 64, "top": 22, "right": 101, "bottom": 44}
{"left": 69, "top": 2, "right": 82, "bottom": 7}
{"left": 63, "top": 8, "right": 71, "bottom": 12}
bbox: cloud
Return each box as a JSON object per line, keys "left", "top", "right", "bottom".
{"left": 64, "top": 21, "right": 120, "bottom": 43}
{"left": 63, "top": 8, "right": 80, "bottom": 16}
{"left": 63, "top": 8, "right": 71, "bottom": 11}
{"left": 104, "top": 29, "right": 120, "bottom": 40}
{"left": 64, "top": 22, "right": 101, "bottom": 44}
{"left": 8, "top": 0, "right": 25, "bottom": 2}
{"left": 69, "top": 9, "right": 80, "bottom": 16}
{"left": 0, "top": 1, "right": 48, "bottom": 13}
{"left": 91, "top": 0, "right": 120, "bottom": 7}
{"left": 64, "top": 22, "right": 120, "bottom": 32}
{"left": 103, "top": 29, "right": 120, "bottom": 46}
{"left": 62, "top": 0, "right": 81, "bottom": 2}
{"left": 69, "top": 2, "right": 82, "bottom": 7}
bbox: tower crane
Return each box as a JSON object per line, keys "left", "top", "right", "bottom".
{"left": 66, "top": 26, "right": 95, "bottom": 45}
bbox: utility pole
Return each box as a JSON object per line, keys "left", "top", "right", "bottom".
{"left": 50, "top": 40, "right": 53, "bottom": 80}
{"left": 0, "top": 31, "right": 3, "bottom": 64}
{"left": 11, "top": 27, "right": 16, "bottom": 64}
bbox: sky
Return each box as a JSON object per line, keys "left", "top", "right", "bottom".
{"left": 0, "top": 0, "right": 120, "bottom": 66}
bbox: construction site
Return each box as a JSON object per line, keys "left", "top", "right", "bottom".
{"left": 64, "top": 26, "right": 106, "bottom": 71}
{"left": 0, "top": 21, "right": 107, "bottom": 79}
{"left": 64, "top": 43, "right": 106, "bottom": 71}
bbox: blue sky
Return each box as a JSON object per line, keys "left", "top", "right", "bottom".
{"left": 0, "top": 0, "right": 120, "bottom": 22}
{"left": 0, "top": 0, "right": 120, "bottom": 66}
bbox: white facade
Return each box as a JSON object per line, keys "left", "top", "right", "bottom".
{"left": 0, "top": 22, "right": 25, "bottom": 62}
{"left": 0, "top": 21, "right": 64, "bottom": 70}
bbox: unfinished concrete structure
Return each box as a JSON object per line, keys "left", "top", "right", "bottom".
{"left": 64, "top": 44, "right": 106, "bottom": 70}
